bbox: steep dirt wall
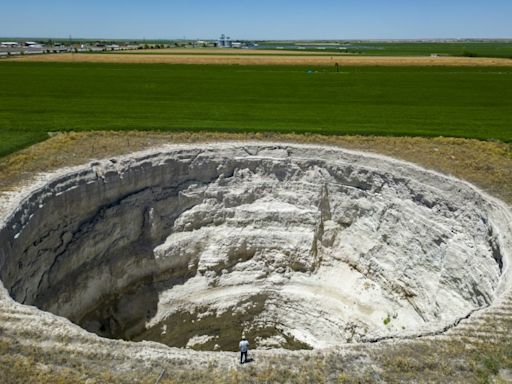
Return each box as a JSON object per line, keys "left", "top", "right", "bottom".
{"left": 0, "top": 143, "right": 510, "bottom": 352}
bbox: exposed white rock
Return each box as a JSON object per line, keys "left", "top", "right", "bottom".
{"left": 186, "top": 334, "right": 216, "bottom": 349}
{"left": 0, "top": 142, "right": 511, "bottom": 352}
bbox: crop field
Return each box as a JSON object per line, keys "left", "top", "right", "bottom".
{"left": 108, "top": 43, "right": 512, "bottom": 58}
{"left": 259, "top": 41, "right": 512, "bottom": 58}
{"left": 364, "top": 42, "right": 512, "bottom": 57}
{"left": 1, "top": 62, "right": 512, "bottom": 157}
{"left": 9, "top": 52, "right": 512, "bottom": 66}
{"left": 114, "top": 48, "right": 340, "bottom": 56}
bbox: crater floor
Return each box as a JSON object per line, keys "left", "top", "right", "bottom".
{"left": 0, "top": 143, "right": 510, "bottom": 352}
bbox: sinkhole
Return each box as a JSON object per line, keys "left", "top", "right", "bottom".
{"left": 0, "top": 143, "right": 509, "bottom": 351}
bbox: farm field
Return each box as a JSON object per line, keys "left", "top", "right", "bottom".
{"left": 114, "top": 48, "right": 340, "bottom": 56}
{"left": 1, "top": 62, "right": 512, "bottom": 157}
{"left": 9, "top": 52, "right": 512, "bottom": 66}
{"left": 258, "top": 41, "right": 512, "bottom": 58}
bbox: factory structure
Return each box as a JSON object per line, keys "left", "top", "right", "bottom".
{"left": 0, "top": 41, "right": 48, "bottom": 57}
{"left": 0, "top": 41, "right": 43, "bottom": 48}
{"left": 217, "top": 34, "right": 245, "bottom": 49}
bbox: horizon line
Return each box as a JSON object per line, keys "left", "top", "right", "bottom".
{"left": 1, "top": 36, "right": 512, "bottom": 42}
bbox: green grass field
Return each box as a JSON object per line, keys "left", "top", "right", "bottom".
{"left": 1, "top": 62, "right": 512, "bottom": 157}
{"left": 258, "top": 41, "right": 512, "bottom": 58}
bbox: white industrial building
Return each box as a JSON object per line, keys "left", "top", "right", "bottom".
{"left": 0, "top": 42, "right": 19, "bottom": 47}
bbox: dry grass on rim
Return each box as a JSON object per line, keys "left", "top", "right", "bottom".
{"left": 0, "top": 131, "right": 511, "bottom": 205}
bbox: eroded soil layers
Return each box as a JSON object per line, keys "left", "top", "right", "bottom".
{"left": 0, "top": 143, "right": 511, "bottom": 352}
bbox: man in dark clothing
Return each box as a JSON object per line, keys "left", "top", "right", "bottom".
{"left": 239, "top": 335, "right": 249, "bottom": 364}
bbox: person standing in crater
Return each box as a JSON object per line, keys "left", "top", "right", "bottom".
{"left": 239, "top": 334, "right": 249, "bottom": 364}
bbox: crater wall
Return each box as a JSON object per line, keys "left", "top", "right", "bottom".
{"left": 0, "top": 143, "right": 510, "bottom": 350}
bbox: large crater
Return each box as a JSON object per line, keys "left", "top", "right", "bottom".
{"left": 0, "top": 143, "right": 509, "bottom": 351}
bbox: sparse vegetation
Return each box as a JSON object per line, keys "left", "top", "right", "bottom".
{"left": 3, "top": 330, "right": 512, "bottom": 383}
{"left": 129, "top": 294, "right": 312, "bottom": 351}
{"left": 2, "top": 132, "right": 510, "bottom": 204}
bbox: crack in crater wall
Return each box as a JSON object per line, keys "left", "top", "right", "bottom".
{"left": 0, "top": 143, "right": 510, "bottom": 351}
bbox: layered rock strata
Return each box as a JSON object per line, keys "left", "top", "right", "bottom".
{"left": 0, "top": 143, "right": 510, "bottom": 350}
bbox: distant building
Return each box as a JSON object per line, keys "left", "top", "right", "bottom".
{"left": 217, "top": 35, "right": 246, "bottom": 49}
{"left": 218, "top": 34, "right": 231, "bottom": 48}
{"left": 0, "top": 42, "right": 19, "bottom": 47}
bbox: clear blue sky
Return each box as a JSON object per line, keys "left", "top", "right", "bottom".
{"left": 1, "top": 0, "right": 511, "bottom": 40}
